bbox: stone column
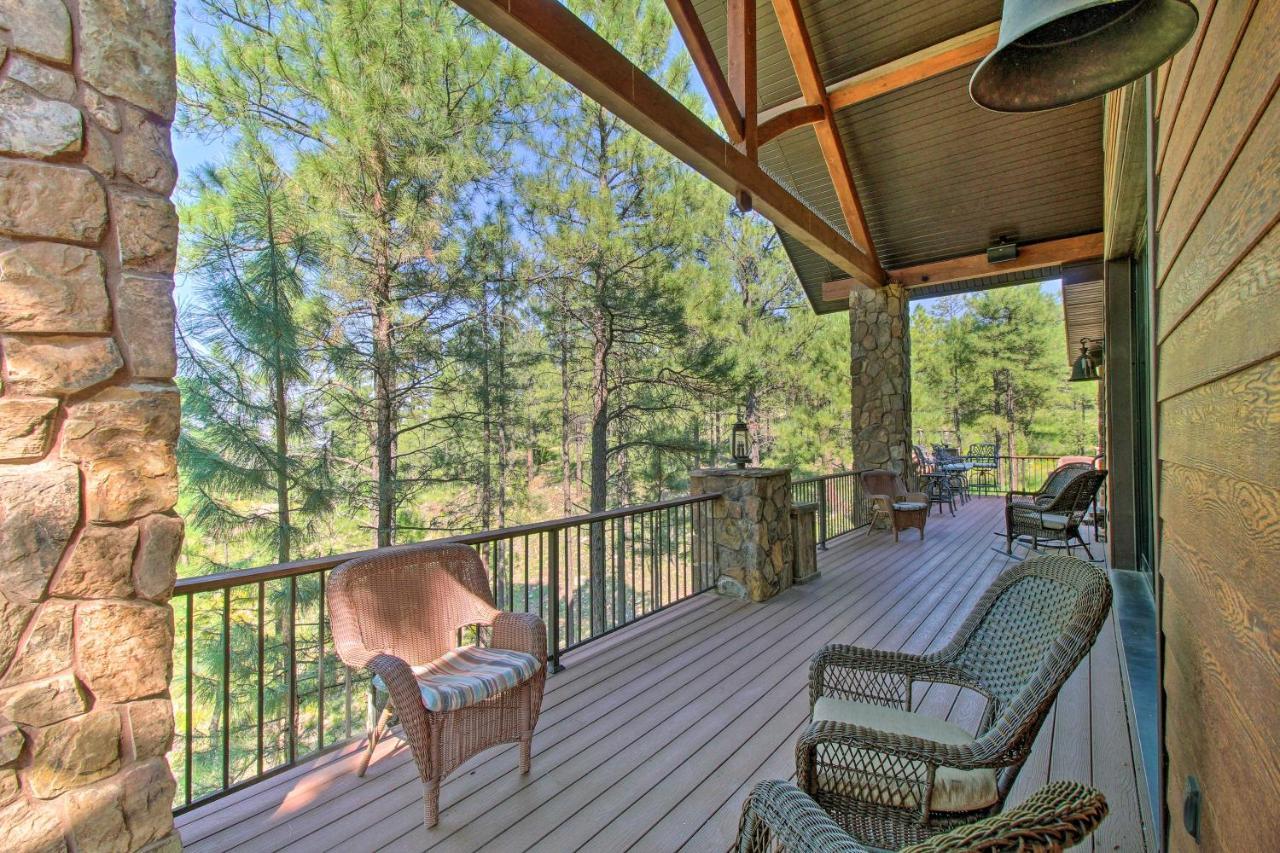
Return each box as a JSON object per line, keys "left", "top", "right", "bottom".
{"left": 849, "top": 283, "right": 912, "bottom": 476}
{"left": 0, "top": 0, "right": 183, "bottom": 849}
{"left": 689, "top": 468, "right": 794, "bottom": 603}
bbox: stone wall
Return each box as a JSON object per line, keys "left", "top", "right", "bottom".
{"left": 689, "top": 468, "right": 794, "bottom": 603}
{"left": 849, "top": 283, "right": 912, "bottom": 475}
{"left": 0, "top": 0, "right": 182, "bottom": 849}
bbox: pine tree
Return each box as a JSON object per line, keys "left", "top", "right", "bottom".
{"left": 178, "top": 137, "right": 332, "bottom": 566}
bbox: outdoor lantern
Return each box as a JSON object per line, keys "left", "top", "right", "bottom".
{"left": 970, "top": 0, "right": 1198, "bottom": 112}
{"left": 731, "top": 418, "right": 751, "bottom": 469}
{"left": 1069, "top": 338, "right": 1103, "bottom": 382}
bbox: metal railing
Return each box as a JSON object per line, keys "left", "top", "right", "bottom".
{"left": 961, "top": 454, "right": 1073, "bottom": 495}
{"left": 790, "top": 470, "right": 871, "bottom": 547}
{"left": 169, "top": 492, "right": 719, "bottom": 812}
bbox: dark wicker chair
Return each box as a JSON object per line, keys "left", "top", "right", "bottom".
{"left": 327, "top": 543, "right": 547, "bottom": 829}
{"left": 796, "top": 556, "right": 1112, "bottom": 849}
{"left": 1009, "top": 462, "right": 1094, "bottom": 509}
{"left": 1005, "top": 469, "right": 1107, "bottom": 559}
{"left": 737, "top": 779, "right": 1108, "bottom": 852}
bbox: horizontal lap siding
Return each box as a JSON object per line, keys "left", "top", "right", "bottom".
{"left": 1154, "top": 0, "right": 1280, "bottom": 849}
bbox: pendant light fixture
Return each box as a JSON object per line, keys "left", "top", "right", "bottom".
{"left": 970, "top": 0, "right": 1198, "bottom": 112}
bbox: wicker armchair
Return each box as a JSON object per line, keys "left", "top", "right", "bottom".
{"left": 1008, "top": 462, "right": 1094, "bottom": 509}
{"left": 860, "top": 469, "right": 930, "bottom": 541}
{"left": 737, "top": 779, "right": 1108, "bottom": 852}
{"left": 1005, "top": 469, "right": 1107, "bottom": 559}
{"left": 796, "top": 556, "right": 1112, "bottom": 849}
{"left": 327, "top": 543, "right": 547, "bottom": 829}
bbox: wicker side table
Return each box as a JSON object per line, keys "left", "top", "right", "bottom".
{"left": 891, "top": 501, "right": 928, "bottom": 541}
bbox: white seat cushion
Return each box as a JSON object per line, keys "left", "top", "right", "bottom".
{"left": 1012, "top": 509, "right": 1070, "bottom": 530}
{"left": 371, "top": 646, "right": 540, "bottom": 712}
{"left": 892, "top": 502, "right": 927, "bottom": 511}
{"left": 811, "top": 696, "right": 998, "bottom": 813}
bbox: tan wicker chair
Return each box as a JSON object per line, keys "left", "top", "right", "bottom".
{"left": 737, "top": 779, "right": 1108, "bottom": 852}
{"left": 860, "top": 469, "right": 929, "bottom": 541}
{"left": 327, "top": 543, "right": 546, "bottom": 829}
{"left": 796, "top": 556, "right": 1111, "bottom": 849}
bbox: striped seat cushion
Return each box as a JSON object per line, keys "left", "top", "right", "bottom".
{"left": 372, "top": 646, "right": 540, "bottom": 713}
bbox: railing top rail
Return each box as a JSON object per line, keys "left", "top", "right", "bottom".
{"left": 173, "top": 491, "right": 722, "bottom": 595}
{"left": 791, "top": 468, "right": 869, "bottom": 486}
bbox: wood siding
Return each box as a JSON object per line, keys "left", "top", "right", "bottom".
{"left": 1152, "top": 0, "right": 1280, "bottom": 848}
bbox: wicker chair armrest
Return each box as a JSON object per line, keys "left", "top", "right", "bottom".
{"left": 798, "top": 719, "right": 981, "bottom": 770}
{"left": 809, "top": 645, "right": 961, "bottom": 710}
{"left": 1005, "top": 489, "right": 1037, "bottom": 503}
{"left": 736, "top": 780, "right": 867, "bottom": 853}
{"left": 901, "top": 780, "right": 1109, "bottom": 853}
{"left": 491, "top": 611, "right": 548, "bottom": 666}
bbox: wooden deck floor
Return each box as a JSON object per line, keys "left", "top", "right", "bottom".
{"left": 176, "top": 497, "right": 1153, "bottom": 852}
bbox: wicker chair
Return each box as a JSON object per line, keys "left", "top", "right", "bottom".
{"left": 860, "top": 469, "right": 929, "bottom": 541}
{"left": 327, "top": 543, "right": 547, "bottom": 829}
{"left": 737, "top": 779, "right": 1108, "bottom": 853}
{"left": 1009, "top": 462, "right": 1094, "bottom": 509}
{"left": 796, "top": 556, "right": 1112, "bottom": 849}
{"left": 1005, "top": 469, "right": 1107, "bottom": 559}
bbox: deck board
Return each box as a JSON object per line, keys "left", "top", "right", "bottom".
{"left": 176, "top": 497, "right": 1152, "bottom": 852}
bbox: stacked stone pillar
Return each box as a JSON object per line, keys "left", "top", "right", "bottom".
{"left": 690, "top": 468, "right": 794, "bottom": 603}
{"left": 849, "top": 283, "right": 912, "bottom": 476}
{"left": 0, "top": 0, "right": 183, "bottom": 849}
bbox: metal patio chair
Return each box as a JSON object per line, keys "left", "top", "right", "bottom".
{"left": 1005, "top": 469, "right": 1107, "bottom": 559}
{"left": 795, "top": 555, "right": 1112, "bottom": 849}
{"left": 327, "top": 543, "right": 547, "bottom": 829}
{"left": 964, "top": 443, "right": 1000, "bottom": 495}
{"left": 912, "top": 445, "right": 956, "bottom": 516}
{"left": 933, "top": 445, "right": 972, "bottom": 504}
{"left": 737, "top": 779, "right": 1108, "bottom": 852}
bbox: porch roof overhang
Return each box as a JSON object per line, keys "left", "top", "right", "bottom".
{"left": 456, "top": 0, "right": 1105, "bottom": 312}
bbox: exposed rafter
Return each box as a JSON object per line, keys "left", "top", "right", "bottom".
{"left": 821, "top": 233, "right": 1105, "bottom": 302}
{"left": 759, "top": 23, "right": 1001, "bottom": 128}
{"left": 450, "top": 0, "right": 882, "bottom": 287}
{"left": 664, "top": 0, "right": 744, "bottom": 145}
{"left": 727, "top": 0, "right": 757, "bottom": 160}
{"left": 769, "top": 0, "right": 879, "bottom": 269}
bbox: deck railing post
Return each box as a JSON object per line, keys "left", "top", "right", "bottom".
{"left": 818, "top": 479, "right": 829, "bottom": 549}
{"left": 548, "top": 530, "right": 562, "bottom": 673}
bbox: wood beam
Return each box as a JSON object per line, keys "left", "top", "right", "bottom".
{"left": 821, "top": 233, "right": 1105, "bottom": 302}
{"left": 727, "top": 0, "right": 757, "bottom": 160}
{"left": 770, "top": 0, "right": 879, "bottom": 268}
{"left": 664, "top": 0, "right": 743, "bottom": 144}
{"left": 452, "top": 0, "right": 882, "bottom": 287}
{"left": 759, "top": 23, "right": 1000, "bottom": 126}
{"left": 757, "top": 104, "right": 823, "bottom": 146}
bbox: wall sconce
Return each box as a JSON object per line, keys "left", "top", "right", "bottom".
{"left": 1069, "top": 338, "right": 1104, "bottom": 382}
{"left": 731, "top": 417, "right": 751, "bottom": 469}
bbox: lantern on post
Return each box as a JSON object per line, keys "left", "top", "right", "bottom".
{"left": 731, "top": 416, "right": 751, "bottom": 469}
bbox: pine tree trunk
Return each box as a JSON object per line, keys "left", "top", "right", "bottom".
{"left": 372, "top": 287, "right": 395, "bottom": 548}
{"left": 588, "top": 280, "right": 609, "bottom": 637}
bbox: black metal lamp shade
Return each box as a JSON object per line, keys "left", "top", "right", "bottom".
{"left": 970, "top": 0, "right": 1199, "bottom": 112}
{"left": 731, "top": 420, "right": 751, "bottom": 468}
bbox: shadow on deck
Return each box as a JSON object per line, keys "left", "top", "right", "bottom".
{"left": 176, "top": 497, "right": 1153, "bottom": 852}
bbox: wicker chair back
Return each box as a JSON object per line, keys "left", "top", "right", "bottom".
{"left": 1042, "top": 468, "right": 1107, "bottom": 518}
{"left": 328, "top": 542, "right": 498, "bottom": 669}
{"left": 859, "top": 469, "right": 909, "bottom": 500}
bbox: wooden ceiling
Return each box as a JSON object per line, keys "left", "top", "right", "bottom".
{"left": 454, "top": 0, "right": 1106, "bottom": 313}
